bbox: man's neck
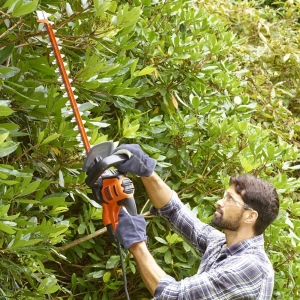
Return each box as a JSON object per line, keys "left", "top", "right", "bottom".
{"left": 224, "top": 228, "right": 256, "bottom": 247}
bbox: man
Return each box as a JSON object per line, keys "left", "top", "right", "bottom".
{"left": 113, "top": 144, "right": 279, "bottom": 299}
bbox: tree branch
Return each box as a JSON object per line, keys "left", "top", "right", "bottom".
{"left": 0, "top": 18, "right": 22, "bottom": 40}
{"left": 57, "top": 211, "right": 153, "bottom": 252}
{"left": 274, "top": 251, "right": 298, "bottom": 270}
{"left": 57, "top": 227, "right": 107, "bottom": 252}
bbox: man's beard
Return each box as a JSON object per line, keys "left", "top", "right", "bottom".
{"left": 211, "top": 209, "right": 244, "bottom": 231}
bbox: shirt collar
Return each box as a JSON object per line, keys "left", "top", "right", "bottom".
{"left": 225, "top": 234, "right": 264, "bottom": 256}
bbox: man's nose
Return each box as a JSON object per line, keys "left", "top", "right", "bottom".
{"left": 216, "top": 199, "right": 224, "bottom": 207}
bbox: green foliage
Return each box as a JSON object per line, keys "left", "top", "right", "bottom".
{"left": 0, "top": 0, "right": 299, "bottom": 299}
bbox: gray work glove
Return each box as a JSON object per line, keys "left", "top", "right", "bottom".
{"left": 112, "top": 144, "right": 156, "bottom": 177}
{"left": 116, "top": 209, "right": 147, "bottom": 250}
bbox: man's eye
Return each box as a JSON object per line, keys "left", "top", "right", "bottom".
{"left": 227, "top": 196, "right": 233, "bottom": 202}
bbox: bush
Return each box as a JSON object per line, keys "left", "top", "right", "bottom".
{"left": 0, "top": 0, "right": 299, "bottom": 299}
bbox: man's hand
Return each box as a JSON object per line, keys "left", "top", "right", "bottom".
{"left": 116, "top": 209, "right": 166, "bottom": 296}
{"left": 112, "top": 144, "right": 156, "bottom": 177}
{"left": 116, "top": 208, "right": 148, "bottom": 250}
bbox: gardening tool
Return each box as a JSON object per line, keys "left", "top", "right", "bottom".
{"left": 36, "top": 11, "right": 137, "bottom": 231}
{"left": 37, "top": 12, "right": 137, "bottom": 299}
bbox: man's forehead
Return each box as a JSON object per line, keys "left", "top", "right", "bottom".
{"left": 226, "top": 185, "right": 242, "bottom": 199}
{"left": 226, "top": 184, "right": 236, "bottom": 193}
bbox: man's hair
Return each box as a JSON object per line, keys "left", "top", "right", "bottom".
{"left": 229, "top": 174, "right": 279, "bottom": 235}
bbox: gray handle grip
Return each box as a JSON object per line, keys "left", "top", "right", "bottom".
{"left": 85, "top": 154, "right": 128, "bottom": 187}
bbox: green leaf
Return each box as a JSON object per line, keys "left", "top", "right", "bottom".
{"left": 0, "top": 66, "right": 20, "bottom": 79}
{"left": 123, "top": 41, "right": 139, "bottom": 50}
{"left": 88, "top": 221, "right": 95, "bottom": 233}
{"left": 129, "top": 260, "right": 136, "bottom": 274}
{"left": 169, "top": 233, "right": 182, "bottom": 245}
{"left": 0, "top": 222, "right": 16, "bottom": 234}
{"left": 37, "top": 276, "right": 60, "bottom": 294}
{"left": 198, "top": 103, "right": 214, "bottom": 114}
{"left": 94, "top": 0, "right": 112, "bottom": 16}
{"left": 88, "top": 253, "right": 101, "bottom": 261}
{"left": 240, "top": 156, "right": 253, "bottom": 172}
{"left": 122, "top": 118, "right": 140, "bottom": 138}
{"left": 238, "top": 120, "right": 248, "bottom": 132}
{"left": 0, "top": 165, "right": 31, "bottom": 177}
{"left": 1, "top": 213, "right": 20, "bottom": 221}
{"left": 168, "top": 46, "right": 174, "bottom": 56}
{"left": 78, "top": 223, "right": 86, "bottom": 234}
{"left": 37, "top": 131, "right": 45, "bottom": 144}
{"left": 103, "top": 271, "right": 111, "bottom": 283}
{"left": 191, "top": 96, "right": 200, "bottom": 109}
{"left": 87, "top": 270, "right": 105, "bottom": 279}
{"left": 72, "top": 273, "right": 77, "bottom": 291}
{"left": 41, "top": 193, "right": 68, "bottom": 206}
{"left": 130, "top": 58, "right": 139, "bottom": 77}
{"left": 0, "top": 105, "right": 14, "bottom": 117}
{"left": 183, "top": 241, "right": 191, "bottom": 252}
{"left": 173, "top": 262, "right": 192, "bottom": 269}
{"left": 137, "top": 66, "right": 156, "bottom": 76}
{"left": 15, "top": 199, "right": 39, "bottom": 204}
{"left": 12, "top": 0, "right": 38, "bottom": 17}
{"left": 0, "top": 132, "right": 9, "bottom": 145}
{"left": 0, "top": 122, "right": 20, "bottom": 133}
{"left": 171, "top": 34, "right": 179, "bottom": 47}
{"left": 155, "top": 237, "right": 168, "bottom": 245}
{"left": 106, "top": 255, "right": 120, "bottom": 269}
{"left": 173, "top": 248, "right": 187, "bottom": 262}
{"left": 164, "top": 250, "right": 172, "bottom": 264}
{"left": 285, "top": 217, "right": 294, "bottom": 229}
{"left": 0, "top": 141, "right": 19, "bottom": 157}
{"left": 49, "top": 206, "right": 69, "bottom": 215}
{"left": 66, "top": 2, "right": 73, "bottom": 16}
{"left": 0, "top": 204, "right": 10, "bottom": 217}
{"left": 58, "top": 170, "right": 64, "bottom": 187}
{"left": 123, "top": 123, "right": 140, "bottom": 138}
{"left": 10, "top": 238, "right": 43, "bottom": 250}
{"left": 18, "top": 180, "right": 41, "bottom": 197}
{"left": 235, "top": 102, "right": 257, "bottom": 112}
{"left": 2, "top": 0, "right": 21, "bottom": 9}
{"left": 0, "top": 172, "right": 8, "bottom": 179}
{"left": 267, "top": 145, "right": 275, "bottom": 160}
{"left": 40, "top": 134, "right": 61, "bottom": 145}
{"left": 291, "top": 203, "right": 300, "bottom": 216}
{"left": 155, "top": 246, "right": 169, "bottom": 253}
{"left": 0, "top": 43, "right": 14, "bottom": 64}
{"left": 48, "top": 225, "right": 68, "bottom": 238}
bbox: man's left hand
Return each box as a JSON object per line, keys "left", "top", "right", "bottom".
{"left": 116, "top": 208, "right": 147, "bottom": 250}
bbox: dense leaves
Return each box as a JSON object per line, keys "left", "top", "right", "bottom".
{"left": 0, "top": 0, "right": 299, "bottom": 299}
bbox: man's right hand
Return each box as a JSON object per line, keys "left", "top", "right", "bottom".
{"left": 112, "top": 144, "right": 156, "bottom": 177}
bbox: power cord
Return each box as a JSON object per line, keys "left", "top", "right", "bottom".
{"left": 115, "top": 235, "right": 130, "bottom": 300}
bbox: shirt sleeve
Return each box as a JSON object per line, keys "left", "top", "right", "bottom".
{"left": 150, "top": 191, "right": 223, "bottom": 255}
{"left": 153, "top": 257, "right": 265, "bottom": 300}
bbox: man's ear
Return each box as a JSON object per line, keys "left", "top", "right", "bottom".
{"left": 244, "top": 210, "right": 258, "bottom": 224}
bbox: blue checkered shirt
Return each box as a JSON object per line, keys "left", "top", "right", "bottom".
{"left": 150, "top": 191, "right": 274, "bottom": 299}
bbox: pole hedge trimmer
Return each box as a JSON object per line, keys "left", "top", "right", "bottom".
{"left": 37, "top": 11, "right": 136, "bottom": 299}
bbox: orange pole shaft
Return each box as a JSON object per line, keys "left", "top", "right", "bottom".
{"left": 38, "top": 19, "right": 91, "bottom": 154}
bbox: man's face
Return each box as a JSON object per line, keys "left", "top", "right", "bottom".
{"left": 211, "top": 185, "right": 246, "bottom": 231}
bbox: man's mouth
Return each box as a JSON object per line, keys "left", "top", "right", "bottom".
{"left": 214, "top": 209, "right": 223, "bottom": 216}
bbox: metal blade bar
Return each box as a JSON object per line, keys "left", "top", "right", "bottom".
{"left": 37, "top": 12, "right": 91, "bottom": 154}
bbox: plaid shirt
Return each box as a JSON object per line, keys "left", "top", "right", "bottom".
{"left": 150, "top": 191, "right": 274, "bottom": 300}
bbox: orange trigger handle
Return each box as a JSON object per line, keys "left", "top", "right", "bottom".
{"left": 101, "top": 175, "right": 137, "bottom": 232}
